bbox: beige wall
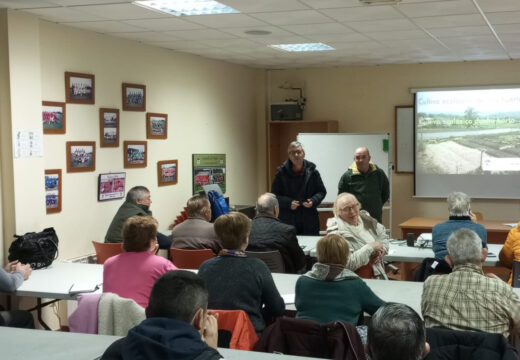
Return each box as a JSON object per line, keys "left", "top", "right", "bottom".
{"left": 268, "top": 62, "right": 520, "bottom": 237}
{"left": 2, "top": 12, "right": 262, "bottom": 260}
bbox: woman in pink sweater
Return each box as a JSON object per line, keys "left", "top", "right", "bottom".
{"left": 103, "top": 216, "right": 177, "bottom": 307}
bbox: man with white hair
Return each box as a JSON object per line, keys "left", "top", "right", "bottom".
{"left": 432, "top": 191, "right": 487, "bottom": 260}
{"left": 422, "top": 228, "right": 520, "bottom": 338}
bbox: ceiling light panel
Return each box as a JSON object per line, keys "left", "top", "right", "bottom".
{"left": 270, "top": 43, "right": 334, "bottom": 52}
{"left": 133, "top": 0, "right": 239, "bottom": 16}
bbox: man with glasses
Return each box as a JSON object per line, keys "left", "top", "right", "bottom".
{"left": 271, "top": 141, "right": 326, "bottom": 235}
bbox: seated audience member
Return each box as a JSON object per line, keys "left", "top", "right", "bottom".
{"left": 326, "top": 192, "right": 389, "bottom": 279}
{"left": 422, "top": 228, "right": 520, "bottom": 337}
{"left": 0, "top": 261, "right": 33, "bottom": 329}
{"left": 295, "top": 234, "right": 384, "bottom": 324}
{"left": 103, "top": 216, "right": 177, "bottom": 308}
{"left": 432, "top": 191, "right": 487, "bottom": 260}
{"left": 499, "top": 221, "right": 520, "bottom": 285}
{"left": 101, "top": 270, "right": 222, "bottom": 360}
{"left": 367, "top": 303, "right": 429, "bottom": 360}
{"left": 198, "top": 212, "right": 285, "bottom": 334}
{"left": 105, "top": 186, "right": 171, "bottom": 249}
{"left": 247, "top": 193, "right": 306, "bottom": 273}
{"left": 170, "top": 194, "right": 221, "bottom": 254}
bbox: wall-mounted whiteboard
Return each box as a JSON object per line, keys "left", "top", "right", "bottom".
{"left": 395, "top": 106, "right": 414, "bottom": 173}
{"left": 297, "top": 133, "right": 390, "bottom": 204}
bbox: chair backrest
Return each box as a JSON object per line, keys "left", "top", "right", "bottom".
{"left": 92, "top": 241, "right": 123, "bottom": 264}
{"left": 211, "top": 309, "right": 258, "bottom": 350}
{"left": 170, "top": 248, "right": 214, "bottom": 269}
{"left": 414, "top": 257, "right": 452, "bottom": 282}
{"left": 245, "top": 250, "right": 285, "bottom": 273}
{"left": 512, "top": 260, "right": 520, "bottom": 288}
{"left": 355, "top": 264, "right": 375, "bottom": 279}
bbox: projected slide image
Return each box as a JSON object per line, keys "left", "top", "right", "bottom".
{"left": 416, "top": 89, "right": 520, "bottom": 175}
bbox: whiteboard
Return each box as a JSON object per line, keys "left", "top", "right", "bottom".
{"left": 297, "top": 133, "right": 390, "bottom": 204}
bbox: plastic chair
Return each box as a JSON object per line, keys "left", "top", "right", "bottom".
{"left": 355, "top": 264, "right": 375, "bottom": 279}
{"left": 92, "top": 241, "right": 123, "bottom": 264}
{"left": 170, "top": 248, "right": 214, "bottom": 269}
{"left": 211, "top": 309, "right": 258, "bottom": 350}
{"left": 245, "top": 250, "right": 285, "bottom": 273}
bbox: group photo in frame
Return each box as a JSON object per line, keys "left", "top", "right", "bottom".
{"left": 146, "top": 113, "right": 168, "bottom": 139}
{"left": 124, "top": 141, "right": 147, "bottom": 168}
{"left": 98, "top": 172, "right": 126, "bottom": 201}
{"left": 45, "top": 169, "right": 62, "bottom": 214}
{"left": 157, "top": 160, "right": 178, "bottom": 186}
{"left": 42, "top": 101, "right": 66, "bottom": 134}
{"left": 66, "top": 141, "right": 96, "bottom": 173}
{"left": 99, "top": 108, "right": 120, "bottom": 147}
{"left": 65, "top": 71, "right": 95, "bottom": 104}
{"left": 122, "top": 83, "right": 146, "bottom": 111}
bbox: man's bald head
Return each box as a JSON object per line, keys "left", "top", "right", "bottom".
{"left": 256, "top": 193, "right": 279, "bottom": 217}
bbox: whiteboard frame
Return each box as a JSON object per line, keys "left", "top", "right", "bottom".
{"left": 395, "top": 105, "right": 414, "bottom": 173}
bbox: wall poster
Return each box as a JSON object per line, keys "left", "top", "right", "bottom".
{"left": 192, "top": 154, "right": 226, "bottom": 194}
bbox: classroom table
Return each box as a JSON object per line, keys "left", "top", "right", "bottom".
{"left": 399, "top": 217, "right": 515, "bottom": 244}
{"left": 0, "top": 327, "right": 322, "bottom": 360}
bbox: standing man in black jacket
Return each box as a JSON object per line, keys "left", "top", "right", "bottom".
{"left": 248, "top": 193, "right": 306, "bottom": 273}
{"left": 271, "top": 141, "right": 326, "bottom": 235}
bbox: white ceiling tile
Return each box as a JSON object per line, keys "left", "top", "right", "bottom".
{"left": 75, "top": 3, "right": 171, "bottom": 20}
{"left": 347, "top": 18, "right": 418, "bottom": 33}
{"left": 151, "top": 40, "right": 210, "bottom": 50}
{"left": 366, "top": 29, "right": 431, "bottom": 41}
{"left": 163, "top": 29, "right": 237, "bottom": 40}
{"left": 477, "top": 0, "right": 520, "bottom": 13}
{"left": 429, "top": 25, "right": 492, "bottom": 38}
{"left": 250, "top": 10, "right": 334, "bottom": 26}
{"left": 221, "top": 0, "right": 310, "bottom": 12}
{"left": 185, "top": 13, "right": 268, "bottom": 28}
{"left": 122, "top": 18, "right": 204, "bottom": 31}
{"left": 281, "top": 22, "right": 353, "bottom": 36}
{"left": 397, "top": 0, "right": 478, "bottom": 18}
{"left": 305, "top": 32, "right": 371, "bottom": 43}
{"left": 0, "top": 0, "right": 56, "bottom": 8}
{"left": 486, "top": 11, "right": 520, "bottom": 25}
{"left": 251, "top": 35, "right": 312, "bottom": 45}
{"left": 23, "top": 7, "right": 105, "bottom": 22}
{"left": 321, "top": 5, "right": 403, "bottom": 22}
{"left": 494, "top": 24, "right": 520, "bottom": 35}
{"left": 219, "top": 26, "right": 294, "bottom": 38}
{"left": 65, "top": 20, "right": 146, "bottom": 33}
{"left": 414, "top": 14, "right": 486, "bottom": 29}
{"left": 198, "top": 38, "right": 264, "bottom": 49}
{"left": 110, "top": 31, "right": 177, "bottom": 42}
{"left": 298, "top": 0, "right": 362, "bottom": 9}
{"left": 500, "top": 33, "right": 520, "bottom": 42}
{"left": 48, "top": 0, "right": 129, "bottom": 5}
{"left": 441, "top": 35, "right": 502, "bottom": 48}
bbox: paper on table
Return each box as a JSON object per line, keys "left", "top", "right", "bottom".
{"left": 282, "top": 293, "right": 295, "bottom": 305}
{"left": 504, "top": 223, "right": 517, "bottom": 227}
{"left": 69, "top": 282, "right": 101, "bottom": 296}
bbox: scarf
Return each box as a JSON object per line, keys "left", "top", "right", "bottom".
{"left": 304, "top": 262, "right": 358, "bottom": 281}
{"left": 218, "top": 249, "right": 247, "bottom": 257}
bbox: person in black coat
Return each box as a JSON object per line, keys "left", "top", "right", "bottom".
{"left": 271, "top": 141, "right": 326, "bottom": 235}
{"left": 247, "top": 193, "right": 306, "bottom": 273}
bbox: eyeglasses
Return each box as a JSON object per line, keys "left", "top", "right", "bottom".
{"left": 289, "top": 150, "right": 304, "bottom": 156}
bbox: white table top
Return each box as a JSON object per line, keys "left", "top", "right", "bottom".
{"left": 297, "top": 235, "right": 504, "bottom": 266}
{"left": 0, "top": 327, "right": 321, "bottom": 360}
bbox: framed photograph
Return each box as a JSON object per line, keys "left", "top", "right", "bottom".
{"left": 157, "top": 160, "right": 178, "bottom": 186}
{"left": 45, "top": 169, "right": 62, "bottom": 214}
{"left": 122, "top": 83, "right": 146, "bottom": 111}
{"left": 146, "top": 113, "right": 168, "bottom": 139}
{"left": 66, "top": 141, "right": 96, "bottom": 173}
{"left": 65, "top": 72, "right": 95, "bottom": 104}
{"left": 124, "top": 141, "right": 147, "bottom": 168}
{"left": 99, "top": 108, "right": 119, "bottom": 147}
{"left": 42, "top": 101, "right": 66, "bottom": 134}
{"left": 98, "top": 172, "right": 126, "bottom": 201}
{"left": 395, "top": 105, "right": 414, "bottom": 173}
{"left": 192, "top": 154, "right": 226, "bottom": 194}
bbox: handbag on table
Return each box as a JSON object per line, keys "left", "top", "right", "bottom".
{"left": 8, "top": 227, "right": 59, "bottom": 269}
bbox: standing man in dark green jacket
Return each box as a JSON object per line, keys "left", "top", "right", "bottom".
{"left": 337, "top": 147, "right": 389, "bottom": 223}
{"left": 105, "top": 186, "right": 171, "bottom": 248}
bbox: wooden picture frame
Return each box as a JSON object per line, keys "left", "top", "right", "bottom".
{"left": 66, "top": 141, "right": 96, "bottom": 173}
{"left": 42, "top": 101, "right": 66, "bottom": 134}
{"left": 122, "top": 83, "right": 146, "bottom": 111}
{"left": 99, "top": 108, "right": 120, "bottom": 147}
{"left": 124, "top": 141, "right": 147, "bottom": 168}
{"left": 45, "top": 169, "right": 62, "bottom": 214}
{"left": 157, "top": 160, "right": 178, "bottom": 186}
{"left": 65, "top": 72, "right": 95, "bottom": 104}
{"left": 395, "top": 105, "right": 414, "bottom": 173}
{"left": 146, "top": 112, "right": 168, "bottom": 139}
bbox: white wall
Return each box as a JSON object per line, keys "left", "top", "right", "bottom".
{"left": 1, "top": 15, "right": 262, "bottom": 260}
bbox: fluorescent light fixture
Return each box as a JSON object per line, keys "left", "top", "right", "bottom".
{"left": 270, "top": 43, "right": 334, "bottom": 52}
{"left": 133, "top": 0, "right": 239, "bottom": 16}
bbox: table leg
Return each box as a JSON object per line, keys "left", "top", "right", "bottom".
{"left": 26, "top": 298, "right": 60, "bottom": 330}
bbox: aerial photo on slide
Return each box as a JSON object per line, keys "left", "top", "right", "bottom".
{"left": 416, "top": 89, "right": 520, "bottom": 175}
